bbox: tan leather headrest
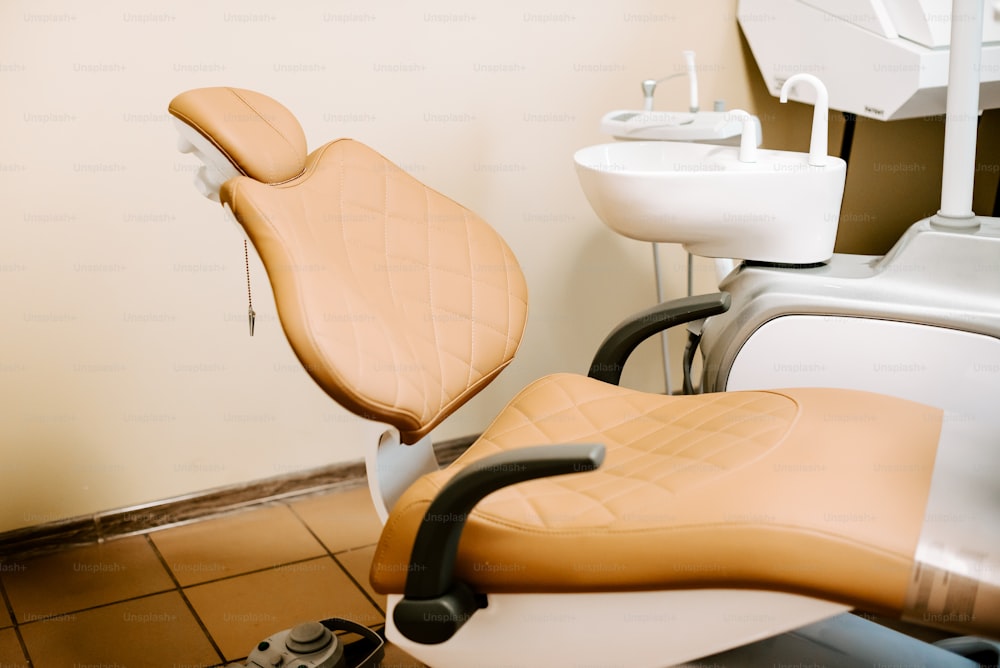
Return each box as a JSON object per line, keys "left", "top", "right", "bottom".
{"left": 168, "top": 87, "right": 307, "bottom": 184}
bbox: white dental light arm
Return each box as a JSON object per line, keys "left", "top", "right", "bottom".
{"left": 935, "top": 0, "right": 984, "bottom": 227}
{"left": 779, "top": 73, "right": 829, "bottom": 167}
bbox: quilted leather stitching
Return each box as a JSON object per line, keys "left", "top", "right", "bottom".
{"left": 350, "top": 142, "right": 526, "bottom": 415}
{"left": 225, "top": 88, "right": 304, "bottom": 180}
{"left": 224, "top": 139, "right": 528, "bottom": 439}
{"left": 462, "top": 208, "right": 477, "bottom": 391}
{"left": 436, "top": 374, "right": 799, "bottom": 530}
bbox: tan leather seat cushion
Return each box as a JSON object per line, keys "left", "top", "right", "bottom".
{"left": 372, "top": 373, "right": 941, "bottom": 616}
{"left": 221, "top": 139, "right": 528, "bottom": 443}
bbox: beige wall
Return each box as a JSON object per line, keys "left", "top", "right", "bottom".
{"left": 1, "top": 1, "right": 994, "bottom": 533}
{"left": 829, "top": 109, "right": 1000, "bottom": 255}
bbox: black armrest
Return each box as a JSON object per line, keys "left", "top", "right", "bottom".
{"left": 392, "top": 443, "right": 605, "bottom": 644}
{"left": 588, "top": 292, "right": 731, "bottom": 386}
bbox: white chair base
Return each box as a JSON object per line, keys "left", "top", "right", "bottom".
{"left": 384, "top": 589, "right": 849, "bottom": 668}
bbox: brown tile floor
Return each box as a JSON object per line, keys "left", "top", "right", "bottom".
{"left": 0, "top": 483, "right": 425, "bottom": 667}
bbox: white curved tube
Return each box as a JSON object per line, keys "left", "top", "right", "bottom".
{"left": 779, "top": 73, "right": 829, "bottom": 167}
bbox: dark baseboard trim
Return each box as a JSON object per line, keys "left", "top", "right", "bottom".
{"left": 0, "top": 434, "right": 476, "bottom": 563}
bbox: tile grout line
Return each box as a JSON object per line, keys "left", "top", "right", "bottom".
{"left": 143, "top": 534, "right": 228, "bottom": 666}
{"left": 163, "top": 553, "right": 332, "bottom": 589}
{"left": 0, "top": 576, "right": 31, "bottom": 667}
{"left": 13, "top": 589, "right": 246, "bottom": 668}
{"left": 0, "top": 480, "right": 456, "bottom": 666}
{"left": 9, "top": 591, "right": 177, "bottom": 625}
{"left": 283, "top": 501, "right": 388, "bottom": 619}
{"left": 330, "top": 551, "right": 387, "bottom": 629}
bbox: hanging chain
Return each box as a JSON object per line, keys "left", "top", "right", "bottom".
{"left": 244, "top": 239, "right": 256, "bottom": 337}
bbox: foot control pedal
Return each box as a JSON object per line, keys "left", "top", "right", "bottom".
{"left": 245, "top": 617, "right": 384, "bottom": 668}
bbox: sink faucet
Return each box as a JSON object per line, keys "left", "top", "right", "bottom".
{"left": 726, "top": 109, "right": 758, "bottom": 163}
{"left": 642, "top": 50, "right": 699, "bottom": 113}
{"left": 779, "top": 73, "right": 830, "bottom": 167}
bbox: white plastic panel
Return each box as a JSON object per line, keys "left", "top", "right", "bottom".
{"left": 365, "top": 428, "right": 439, "bottom": 524}
{"left": 739, "top": 0, "right": 1000, "bottom": 119}
{"left": 903, "top": 416, "right": 1000, "bottom": 637}
{"left": 726, "top": 315, "right": 1000, "bottom": 425}
{"left": 728, "top": 317, "right": 1000, "bottom": 637}
{"left": 881, "top": 0, "right": 1000, "bottom": 47}
{"left": 386, "top": 590, "right": 848, "bottom": 668}
{"left": 800, "top": 0, "right": 899, "bottom": 38}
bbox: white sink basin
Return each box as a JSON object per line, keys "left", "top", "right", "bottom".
{"left": 574, "top": 141, "right": 847, "bottom": 264}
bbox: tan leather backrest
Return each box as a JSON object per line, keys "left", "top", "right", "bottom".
{"left": 170, "top": 88, "right": 528, "bottom": 441}
{"left": 169, "top": 87, "right": 308, "bottom": 184}
{"left": 212, "top": 135, "right": 528, "bottom": 443}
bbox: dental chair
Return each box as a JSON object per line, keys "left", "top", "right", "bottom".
{"left": 168, "top": 87, "right": 999, "bottom": 667}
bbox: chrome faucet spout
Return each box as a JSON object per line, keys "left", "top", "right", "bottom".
{"left": 641, "top": 50, "right": 699, "bottom": 113}
{"left": 641, "top": 79, "right": 660, "bottom": 111}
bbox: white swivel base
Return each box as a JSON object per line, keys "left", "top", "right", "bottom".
{"left": 384, "top": 589, "right": 848, "bottom": 668}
